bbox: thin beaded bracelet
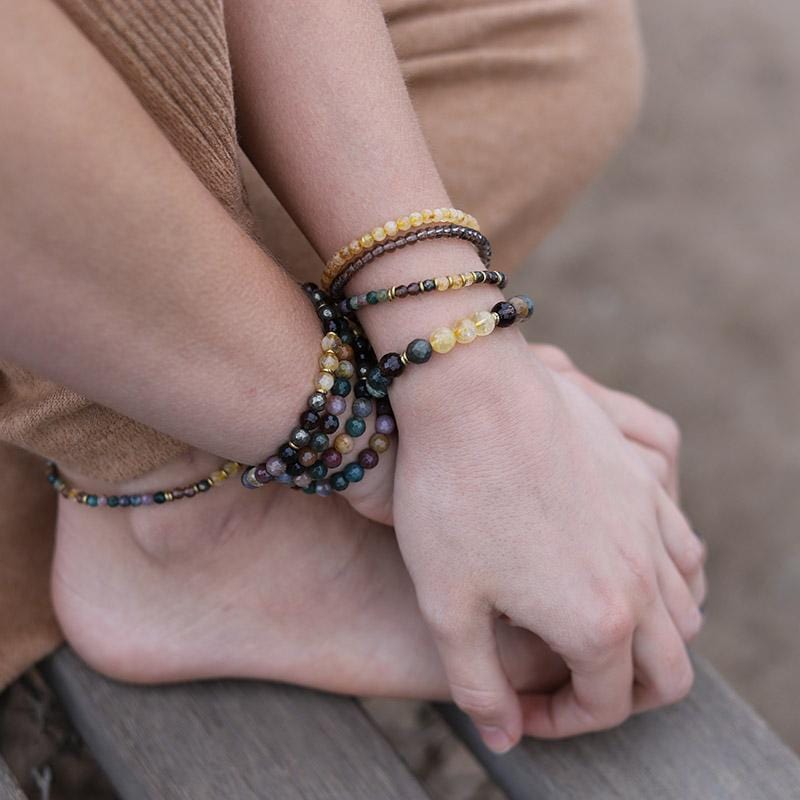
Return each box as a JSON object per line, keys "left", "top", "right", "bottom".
{"left": 364, "top": 294, "right": 536, "bottom": 394}
{"left": 46, "top": 460, "right": 243, "bottom": 508}
{"left": 326, "top": 224, "right": 492, "bottom": 298}
{"left": 338, "top": 269, "right": 507, "bottom": 313}
{"left": 322, "top": 207, "right": 480, "bottom": 289}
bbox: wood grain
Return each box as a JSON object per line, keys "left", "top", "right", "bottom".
{"left": 439, "top": 656, "right": 800, "bottom": 799}
{"left": 0, "top": 760, "right": 25, "bottom": 800}
{"left": 44, "top": 647, "right": 430, "bottom": 800}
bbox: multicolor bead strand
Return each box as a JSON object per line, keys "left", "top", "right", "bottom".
{"left": 326, "top": 223, "right": 492, "bottom": 298}
{"left": 338, "top": 270, "right": 507, "bottom": 313}
{"left": 322, "top": 208, "right": 480, "bottom": 291}
{"left": 46, "top": 460, "right": 243, "bottom": 508}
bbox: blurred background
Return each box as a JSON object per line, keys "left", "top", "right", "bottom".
{"left": 2, "top": 1, "right": 798, "bottom": 798}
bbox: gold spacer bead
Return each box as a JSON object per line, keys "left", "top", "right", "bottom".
{"left": 289, "top": 442, "right": 301, "bottom": 451}
{"left": 400, "top": 352, "right": 410, "bottom": 366}
{"left": 492, "top": 312, "right": 501, "bottom": 324}
{"left": 164, "top": 491, "right": 174, "bottom": 502}
{"left": 388, "top": 286, "right": 396, "bottom": 301}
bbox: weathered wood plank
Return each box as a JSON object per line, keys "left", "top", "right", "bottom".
{"left": 44, "top": 647, "right": 430, "bottom": 800}
{"left": 0, "top": 760, "right": 25, "bottom": 800}
{"left": 439, "top": 656, "right": 800, "bottom": 800}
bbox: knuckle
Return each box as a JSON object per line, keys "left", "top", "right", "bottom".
{"left": 657, "top": 413, "right": 682, "bottom": 459}
{"left": 419, "top": 598, "right": 466, "bottom": 642}
{"left": 655, "top": 655, "right": 695, "bottom": 704}
{"left": 581, "top": 602, "right": 636, "bottom": 654}
{"left": 449, "top": 683, "right": 507, "bottom": 724}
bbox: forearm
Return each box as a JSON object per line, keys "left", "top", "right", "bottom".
{"left": 225, "top": 0, "right": 532, "bottom": 426}
{"left": 0, "top": 0, "right": 318, "bottom": 464}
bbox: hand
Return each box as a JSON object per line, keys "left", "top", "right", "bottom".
{"left": 390, "top": 343, "right": 706, "bottom": 750}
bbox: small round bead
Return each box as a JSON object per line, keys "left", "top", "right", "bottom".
{"left": 331, "top": 377, "right": 352, "bottom": 397}
{"left": 197, "top": 479, "right": 211, "bottom": 492}
{"left": 254, "top": 464, "right": 272, "bottom": 484}
{"left": 325, "top": 395, "right": 347, "bottom": 416}
{"left": 472, "top": 310, "right": 496, "bottom": 336}
{"left": 509, "top": 296, "right": 530, "bottom": 319}
{"left": 366, "top": 291, "right": 380, "bottom": 305}
{"left": 407, "top": 282, "right": 421, "bottom": 296}
{"left": 406, "top": 338, "right": 433, "bottom": 364}
{"left": 298, "top": 448, "right": 318, "bottom": 468}
{"left": 320, "top": 413, "right": 340, "bottom": 434}
{"left": 372, "top": 226, "right": 387, "bottom": 242}
{"left": 241, "top": 467, "right": 263, "bottom": 489}
{"left": 308, "top": 392, "right": 327, "bottom": 412}
{"left": 351, "top": 397, "right": 373, "bottom": 418}
{"left": 334, "top": 433, "right": 355, "bottom": 454}
{"left": 434, "top": 276, "right": 449, "bottom": 291}
{"left": 360, "top": 232, "right": 374, "bottom": 249}
{"left": 310, "top": 432, "right": 330, "bottom": 452}
{"left": 430, "top": 326, "right": 457, "bottom": 354}
{"left": 492, "top": 301, "right": 518, "bottom": 328}
{"left": 285, "top": 462, "right": 305, "bottom": 477}
{"left": 384, "top": 219, "right": 398, "bottom": 237}
{"left": 315, "top": 480, "right": 332, "bottom": 497}
{"left": 376, "top": 289, "right": 389, "bottom": 303}
{"left": 367, "top": 365, "right": 392, "bottom": 391}
{"left": 266, "top": 456, "right": 287, "bottom": 477}
{"left": 376, "top": 398, "right": 393, "bottom": 416}
{"left": 153, "top": 493, "right": 165, "bottom": 505}
{"left": 369, "top": 433, "right": 391, "bottom": 454}
{"left": 299, "top": 410, "right": 321, "bottom": 431}
{"left": 290, "top": 427, "right": 312, "bottom": 448}
{"left": 397, "top": 215, "right": 411, "bottom": 231}
{"left": 409, "top": 211, "right": 424, "bottom": 227}
{"left": 316, "top": 372, "right": 335, "bottom": 392}
{"left": 522, "top": 295, "right": 535, "bottom": 317}
{"left": 354, "top": 380, "right": 370, "bottom": 399}
{"left": 335, "top": 360, "right": 355, "bottom": 379}
{"left": 278, "top": 443, "right": 298, "bottom": 464}
{"left": 375, "top": 415, "right": 396, "bottom": 435}
{"left": 421, "top": 279, "right": 436, "bottom": 292}
{"left": 309, "top": 461, "right": 328, "bottom": 480}
{"left": 140, "top": 494, "right": 154, "bottom": 505}
{"left": 330, "top": 473, "right": 350, "bottom": 492}
{"left": 321, "top": 333, "right": 342, "bottom": 352}
{"left": 316, "top": 305, "right": 335, "bottom": 324}
{"left": 422, "top": 208, "right": 434, "bottom": 223}
{"left": 394, "top": 285, "right": 408, "bottom": 299}
{"left": 348, "top": 239, "right": 362, "bottom": 256}
{"left": 379, "top": 352, "right": 405, "bottom": 378}
{"left": 107, "top": 496, "right": 119, "bottom": 507}
{"left": 293, "top": 473, "right": 313, "bottom": 489}
{"left": 322, "top": 448, "right": 343, "bottom": 468}
{"left": 319, "top": 352, "right": 339, "bottom": 372}
{"left": 358, "top": 448, "right": 379, "bottom": 469}
{"left": 343, "top": 463, "right": 365, "bottom": 483}
{"left": 345, "top": 417, "right": 367, "bottom": 437}
{"left": 454, "top": 318, "right": 478, "bottom": 344}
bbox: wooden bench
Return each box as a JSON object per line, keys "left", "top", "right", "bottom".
{"left": 2, "top": 647, "right": 799, "bottom": 799}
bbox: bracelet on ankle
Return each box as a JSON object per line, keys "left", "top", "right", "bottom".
{"left": 338, "top": 270, "right": 507, "bottom": 313}
{"left": 45, "top": 460, "right": 243, "bottom": 508}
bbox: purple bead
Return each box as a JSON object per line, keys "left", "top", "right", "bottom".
{"left": 315, "top": 481, "right": 332, "bottom": 497}
{"left": 322, "top": 448, "right": 342, "bottom": 468}
{"left": 326, "top": 395, "right": 347, "bottom": 416}
{"left": 266, "top": 456, "right": 286, "bottom": 477}
{"left": 141, "top": 494, "right": 154, "bottom": 505}
{"left": 254, "top": 464, "right": 272, "bottom": 484}
{"left": 358, "top": 448, "right": 379, "bottom": 470}
{"left": 184, "top": 487, "right": 196, "bottom": 498}
{"left": 375, "top": 415, "right": 396, "bottom": 435}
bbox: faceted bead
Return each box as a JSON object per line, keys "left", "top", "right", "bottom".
{"left": 334, "top": 434, "right": 355, "bottom": 454}
{"left": 451, "top": 274, "right": 465, "bottom": 289}
{"left": 320, "top": 352, "right": 339, "bottom": 372}
{"left": 422, "top": 208, "right": 435, "bottom": 223}
{"left": 372, "top": 226, "right": 387, "bottom": 242}
{"left": 406, "top": 338, "right": 433, "bottom": 364}
{"left": 397, "top": 215, "right": 411, "bottom": 231}
{"left": 430, "top": 327, "right": 456, "bottom": 354}
{"left": 421, "top": 279, "right": 436, "bottom": 292}
{"left": 290, "top": 427, "right": 312, "bottom": 448}
{"left": 407, "top": 282, "right": 421, "bottom": 296}
{"left": 375, "top": 415, "right": 396, "bottom": 435}
{"left": 320, "top": 413, "right": 340, "bottom": 434}
{"left": 330, "top": 473, "right": 350, "bottom": 492}
{"left": 299, "top": 410, "right": 320, "bottom": 431}
{"left": 454, "top": 318, "right": 478, "bottom": 344}
{"left": 358, "top": 448, "right": 379, "bottom": 469}
{"left": 345, "top": 417, "right": 367, "bottom": 437}
{"left": 310, "top": 432, "right": 330, "bottom": 452}
{"left": 348, "top": 239, "right": 362, "bottom": 256}
{"left": 435, "top": 276, "right": 450, "bottom": 291}
{"left": 343, "top": 463, "right": 365, "bottom": 483}
{"left": 326, "top": 395, "right": 347, "bottom": 416}
{"left": 322, "top": 448, "right": 342, "bottom": 468}
{"left": 152, "top": 493, "right": 165, "bottom": 505}
{"left": 376, "top": 398, "right": 393, "bottom": 416}
{"left": 351, "top": 397, "right": 373, "bottom": 418}
{"left": 367, "top": 365, "right": 392, "bottom": 391}
{"left": 298, "top": 448, "right": 318, "bottom": 467}
{"left": 278, "top": 443, "right": 298, "bottom": 464}
{"left": 309, "top": 462, "right": 328, "bottom": 480}
{"left": 379, "top": 352, "right": 405, "bottom": 378}
{"left": 286, "top": 462, "right": 305, "bottom": 477}
{"left": 308, "top": 392, "right": 327, "bottom": 411}
{"left": 376, "top": 289, "right": 389, "bottom": 303}
{"left": 384, "top": 220, "right": 398, "bottom": 237}
{"left": 317, "top": 304, "right": 335, "bottom": 323}
{"left": 254, "top": 464, "right": 272, "bottom": 484}
{"left": 294, "top": 473, "right": 313, "bottom": 489}
{"left": 335, "top": 360, "right": 355, "bottom": 379}
{"left": 442, "top": 208, "right": 453, "bottom": 221}
{"left": 510, "top": 296, "right": 530, "bottom": 319}
{"left": 316, "top": 372, "right": 335, "bottom": 392}
{"left": 360, "top": 233, "right": 374, "bottom": 249}
{"left": 354, "top": 380, "right": 371, "bottom": 398}
{"left": 321, "top": 333, "right": 342, "bottom": 352}
{"left": 331, "top": 377, "right": 351, "bottom": 397}
{"left": 316, "top": 480, "right": 332, "bottom": 497}
{"left": 394, "top": 285, "right": 408, "bottom": 299}
{"left": 335, "top": 344, "right": 354, "bottom": 361}
{"left": 366, "top": 291, "right": 380, "bottom": 305}
{"left": 369, "top": 433, "right": 391, "bottom": 453}
{"left": 266, "top": 456, "right": 287, "bottom": 477}
{"left": 409, "top": 212, "right": 423, "bottom": 227}
{"left": 472, "top": 310, "right": 496, "bottom": 337}
{"left": 492, "top": 301, "right": 517, "bottom": 328}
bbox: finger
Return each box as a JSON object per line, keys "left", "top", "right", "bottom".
{"left": 655, "top": 544, "right": 703, "bottom": 642}
{"left": 657, "top": 491, "right": 707, "bottom": 605}
{"left": 427, "top": 608, "right": 523, "bottom": 753}
{"left": 520, "top": 631, "right": 634, "bottom": 739}
{"left": 630, "top": 442, "right": 674, "bottom": 497}
{"left": 632, "top": 598, "right": 695, "bottom": 713}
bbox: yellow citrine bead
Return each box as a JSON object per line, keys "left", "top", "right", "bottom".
{"left": 463, "top": 272, "right": 474, "bottom": 286}
{"left": 372, "top": 226, "right": 387, "bottom": 242}
{"left": 454, "top": 209, "right": 465, "bottom": 223}
{"left": 472, "top": 310, "right": 496, "bottom": 336}
{"left": 430, "top": 326, "right": 456, "bottom": 353}
{"left": 451, "top": 274, "right": 465, "bottom": 289}
{"left": 409, "top": 212, "right": 423, "bottom": 227}
{"left": 334, "top": 433, "right": 355, "bottom": 454}
{"left": 454, "top": 318, "right": 478, "bottom": 344}
{"left": 349, "top": 239, "right": 362, "bottom": 255}
{"left": 383, "top": 220, "right": 398, "bottom": 238}
{"left": 360, "top": 232, "right": 374, "bottom": 249}
{"left": 316, "top": 372, "right": 335, "bottom": 392}
{"left": 442, "top": 208, "right": 453, "bottom": 221}
{"left": 223, "top": 461, "right": 241, "bottom": 476}
{"left": 432, "top": 208, "right": 444, "bottom": 222}
{"left": 435, "top": 276, "right": 450, "bottom": 291}
{"left": 211, "top": 470, "right": 228, "bottom": 484}
{"left": 421, "top": 209, "right": 435, "bottom": 223}
{"left": 339, "top": 247, "right": 350, "bottom": 262}
{"left": 397, "top": 215, "right": 411, "bottom": 231}
{"left": 320, "top": 352, "right": 339, "bottom": 372}
{"left": 321, "top": 333, "right": 341, "bottom": 351}
{"left": 331, "top": 253, "right": 344, "bottom": 268}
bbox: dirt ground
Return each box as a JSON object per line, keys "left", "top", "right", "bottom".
{"left": 2, "top": 1, "right": 798, "bottom": 797}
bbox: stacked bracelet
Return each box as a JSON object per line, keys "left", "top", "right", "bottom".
{"left": 46, "top": 460, "right": 243, "bottom": 508}
{"left": 325, "top": 223, "right": 492, "bottom": 298}
{"left": 339, "top": 270, "right": 507, "bottom": 313}
{"left": 322, "top": 207, "right": 480, "bottom": 291}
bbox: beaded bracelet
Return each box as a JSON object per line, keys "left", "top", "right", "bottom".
{"left": 322, "top": 207, "right": 480, "bottom": 290}
{"left": 45, "top": 460, "right": 243, "bottom": 508}
{"left": 326, "top": 224, "right": 492, "bottom": 298}
{"left": 338, "top": 270, "right": 508, "bottom": 314}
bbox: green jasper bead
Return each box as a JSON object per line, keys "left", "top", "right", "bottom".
{"left": 366, "top": 291, "right": 379, "bottom": 305}
{"left": 154, "top": 491, "right": 166, "bottom": 504}
{"left": 376, "top": 289, "right": 389, "bottom": 303}
{"left": 345, "top": 417, "right": 367, "bottom": 437}
{"left": 87, "top": 495, "right": 98, "bottom": 507}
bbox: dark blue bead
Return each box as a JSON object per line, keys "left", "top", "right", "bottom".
{"left": 345, "top": 417, "right": 367, "bottom": 437}
{"left": 331, "top": 378, "right": 352, "bottom": 397}
{"left": 406, "top": 338, "right": 432, "bottom": 364}
{"left": 330, "top": 473, "right": 350, "bottom": 492}
{"left": 351, "top": 398, "right": 373, "bottom": 418}
{"left": 343, "top": 463, "right": 365, "bottom": 483}
{"left": 197, "top": 480, "right": 211, "bottom": 492}
{"left": 119, "top": 495, "right": 131, "bottom": 507}
{"left": 286, "top": 462, "right": 305, "bottom": 477}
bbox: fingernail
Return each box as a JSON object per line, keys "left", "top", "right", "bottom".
{"left": 477, "top": 725, "right": 513, "bottom": 754}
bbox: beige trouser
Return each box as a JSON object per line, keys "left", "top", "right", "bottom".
{"left": 0, "top": 0, "right": 642, "bottom": 688}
